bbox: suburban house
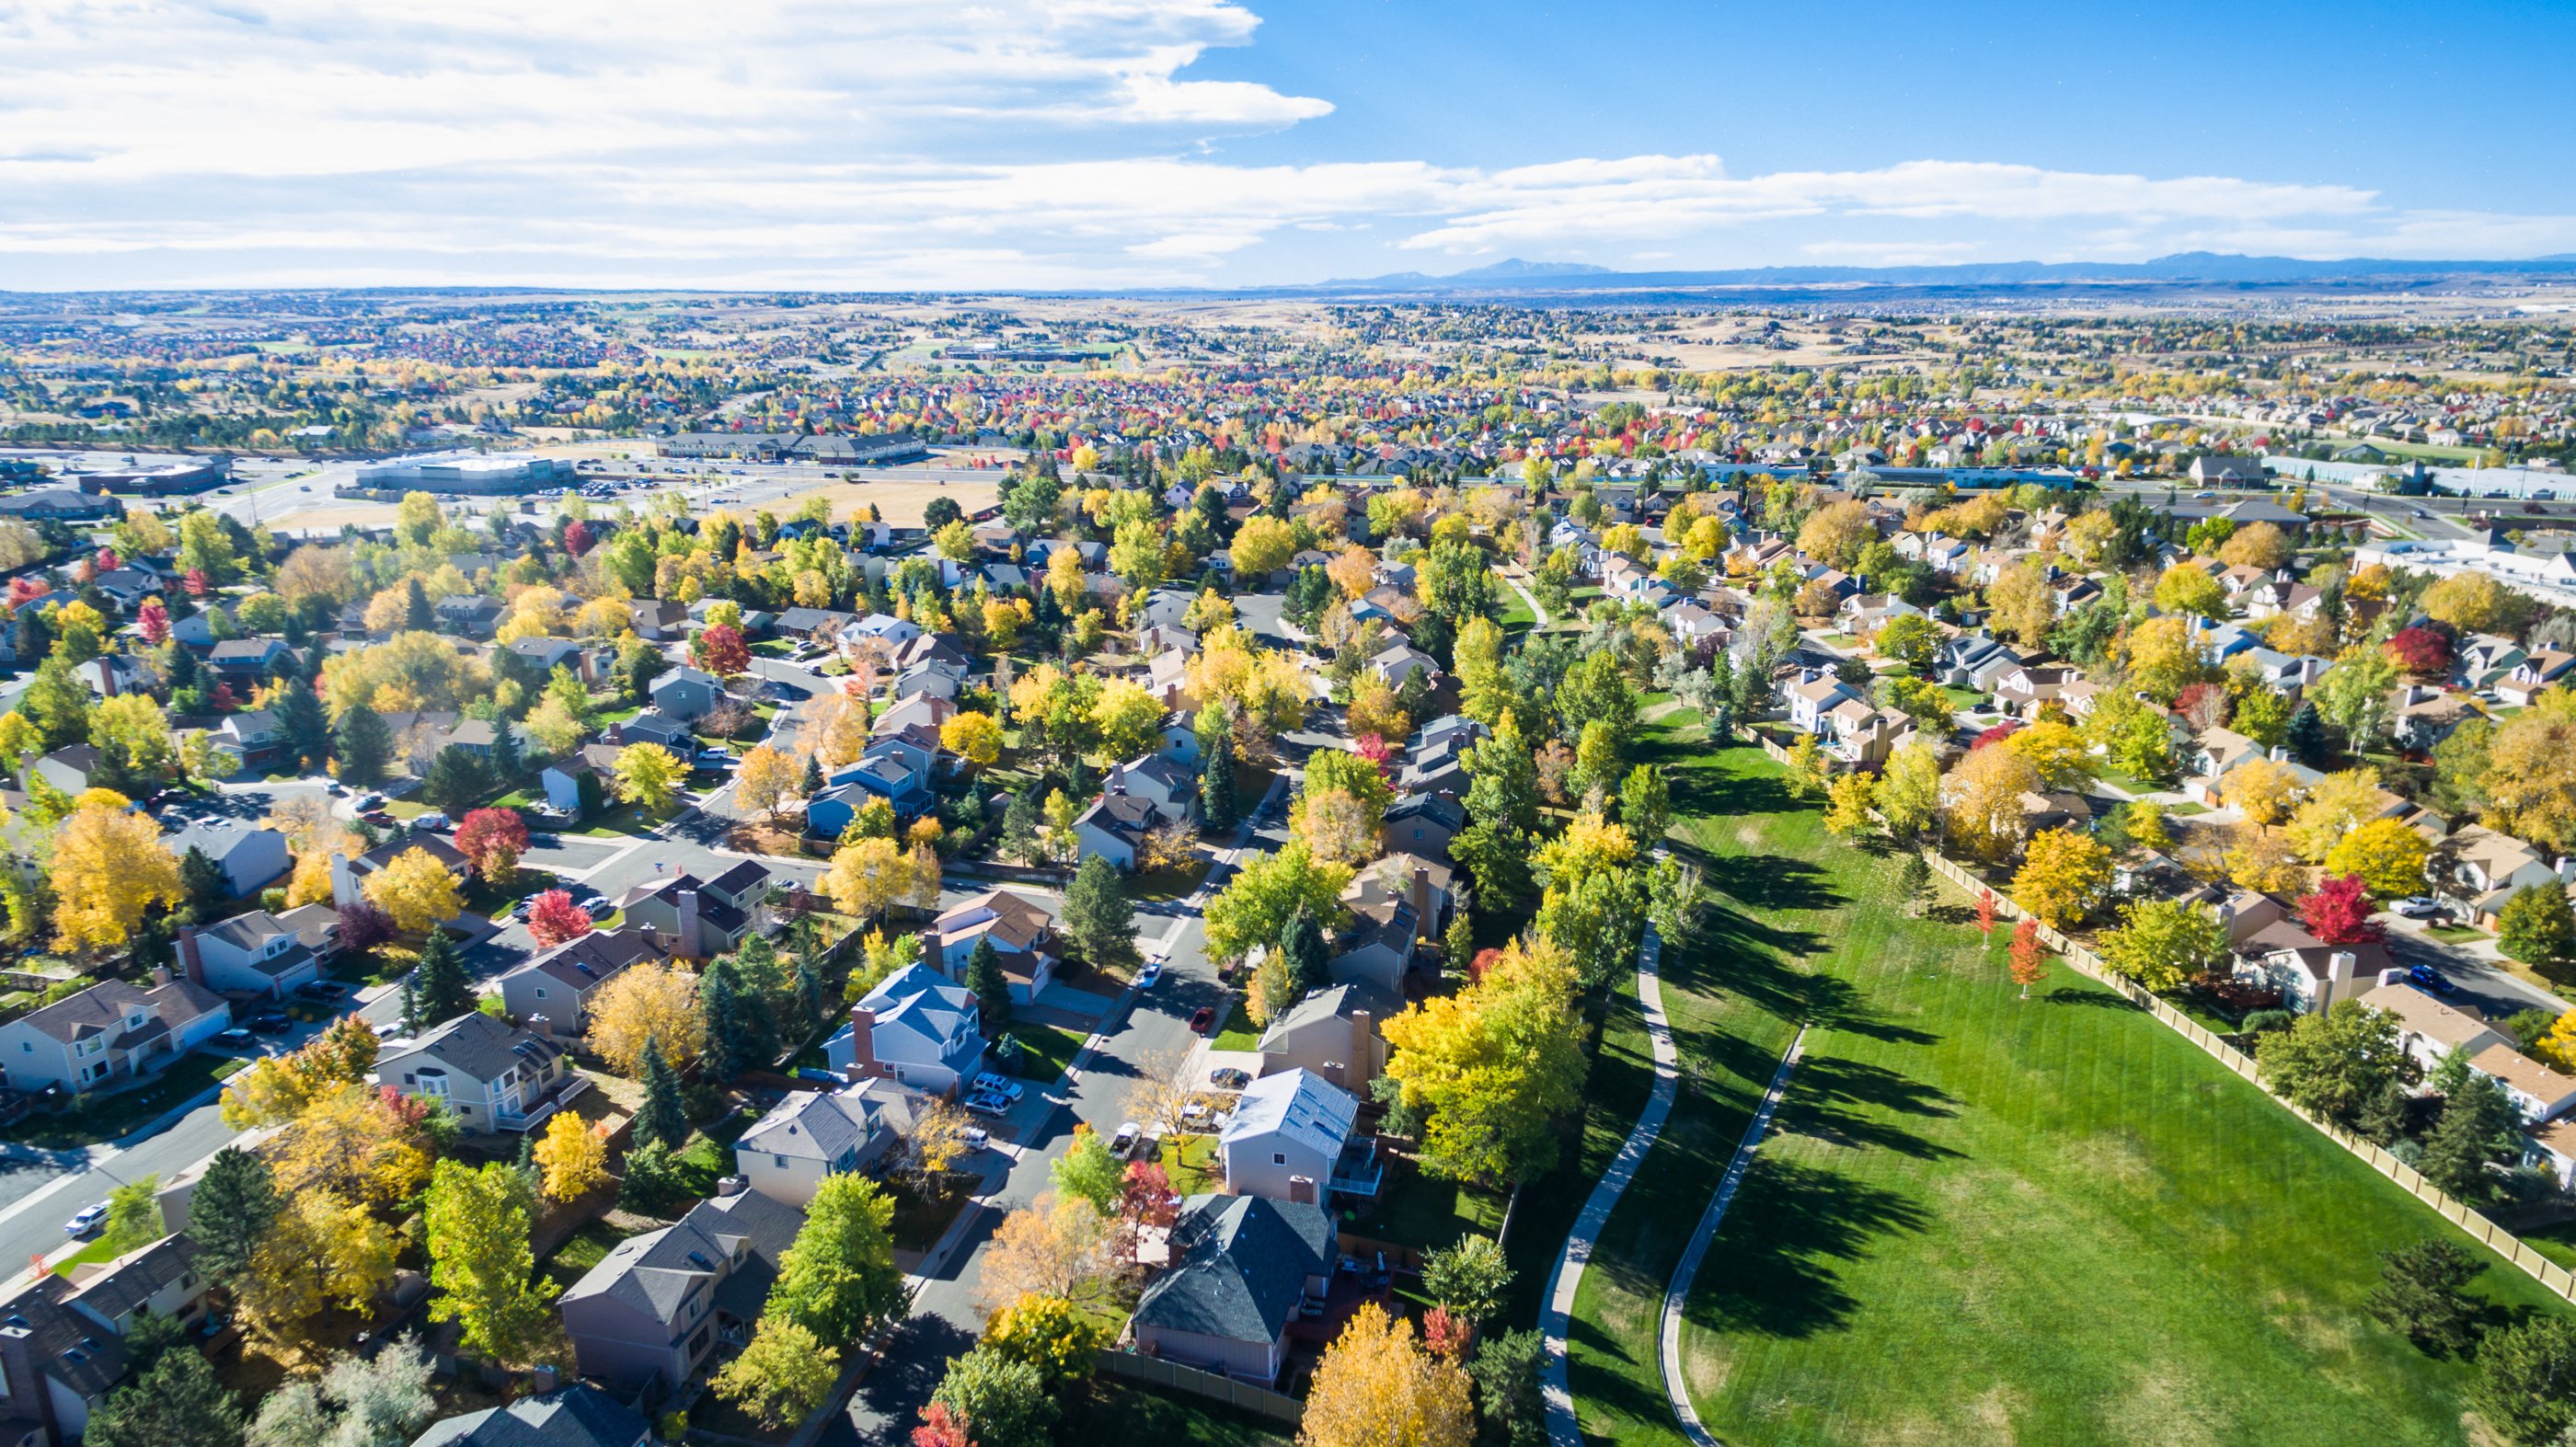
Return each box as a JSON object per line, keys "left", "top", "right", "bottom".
{"left": 1073, "top": 791, "right": 1171, "bottom": 872}
{"left": 542, "top": 742, "right": 627, "bottom": 815}
{"left": 615, "top": 712, "right": 696, "bottom": 752}
{"left": 179, "top": 907, "right": 336, "bottom": 998}
{"left": 805, "top": 739, "right": 937, "bottom": 834}
{"left": 615, "top": 861, "right": 773, "bottom": 958}
{"left": 822, "top": 965, "right": 985, "bottom": 1095}
{"left": 1328, "top": 885, "right": 1418, "bottom": 997}
{"left": 930, "top": 890, "right": 1057, "bottom": 1003}
{"left": 214, "top": 708, "right": 283, "bottom": 766}
{"left": 2438, "top": 824, "right": 2570, "bottom": 928}
{"left": 2364, "top": 980, "right": 2511, "bottom": 1078}
{"left": 648, "top": 666, "right": 725, "bottom": 721}
{"left": 374, "top": 1012, "right": 582, "bottom": 1134}
{"left": 0, "top": 976, "right": 231, "bottom": 1094}
{"left": 411, "top": 1384, "right": 654, "bottom": 1447}
{"left": 1256, "top": 982, "right": 1393, "bottom": 1095}
{"left": 2232, "top": 919, "right": 2393, "bottom": 1014}
{"left": 22, "top": 745, "right": 101, "bottom": 798}
{"left": 1103, "top": 752, "right": 1198, "bottom": 822}
{"left": 559, "top": 1189, "right": 806, "bottom": 1395}
{"left": 0, "top": 1233, "right": 214, "bottom": 1442}
{"left": 735, "top": 1079, "right": 926, "bottom": 1207}
{"left": 1786, "top": 673, "right": 1864, "bottom": 733}
{"left": 1128, "top": 1194, "right": 1335, "bottom": 1384}
{"left": 1217, "top": 1067, "right": 1379, "bottom": 1203}
{"left": 1380, "top": 793, "right": 1465, "bottom": 860}
{"left": 205, "top": 637, "right": 292, "bottom": 685}
{"left": 1369, "top": 643, "right": 1439, "bottom": 691}
{"left": 496, "top": 928, "right": 669, "bottom": 1039}
{"left": 164, "top": 821, "right": 292, "bottom": 900}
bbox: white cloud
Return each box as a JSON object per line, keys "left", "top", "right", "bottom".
{"left": 1, "top": 1, "right": 2570, "bottom": 287}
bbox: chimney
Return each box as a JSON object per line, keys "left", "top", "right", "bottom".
{"left": 149, "top": 965, "right": 171, "bottom": 988}
{"left": 175, "top": 926, "right": 202, "bottom": 986}
{"left": 1287, "top": 1175, "right": 1315, "bottom": 1205}
{"left": 1349, "top": 1009, "right": 1374, "bottom": 1096}
{"left": 676, "top": 890, "right": 702, "bottom": 959}
{"left": 844, "top": 1005, "right": 879, "bottom": 1078}
{"left": 329, "top": 850, "right": 358, "bottom": 910}
{"left": 1411, "top": 867, "right": 1432, "bottom": 943}
{"left": 526, "top": 1014, "right": 553, "bottom": 1041}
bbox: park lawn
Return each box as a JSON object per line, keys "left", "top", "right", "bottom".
{"left": 1620, "top": 725, "right": 2573, "bottom": 1447}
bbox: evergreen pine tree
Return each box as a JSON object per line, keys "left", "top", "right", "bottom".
{"left": 178, "top": 846, "right": 227, "bottom": 923}
{"left": 998, "top": 790, "right": 1041, "bottom": 863}
{"left": 275, "top": 677, "right": 329, "bottom": 769}
{"left": 404, "top": 576, "right": 433, "bottom": 631}
{"left": 1280, "top": 903, "right": 1329, "bottom": 996}
{"left": 334, "top": 702, "right": 393, "bottom": 787}
{"left": 401, "top": 975, "right": 422, "bottom": 1036}
{"left": 1201, "top": 731, "right": 1238, "bottom": 832}
{"left": 700, "top": 959, "right": 753, "bottom": 1081}
{"left": 799, "top": 751, "right": 824, "bottom": 798}
{"left": 635, "top": 1039, "right": 688, "bottom": 1150}
{"left": 82, "top": 1338, "right": 244, "bottom": 1447}
{"left": 162, "top": 636, "right": 198, "bottom": 691}
{"left": 2421, "top": 1074, "right": 2517, "bottom": 1202}
{"left": 2285, "top": 700, "right": 2328, "bottom": 765}
{"left": 794, "top": 958, "right": 822, "bottom": 1030}
{"left": 1062, "top": 855, "right": 1134, "bottom": 968}
{"left": 965, "top": 937, "right": 1010, "bottom": 1032}
{"left": 411, "top": 928, "right": 476, "bottom": 1028}
{"left": 183, "top": 1147, "right": 277, "bottom": 1287}
{"left": 489, "top": 717, "right": 523, "bottom": 782}
{"left": 424, "top": 745, "right": 490, "bottom": 816}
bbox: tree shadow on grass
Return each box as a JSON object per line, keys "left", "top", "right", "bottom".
{"left": 1782, "top": 1060, "right": 1961, "bottom": 1162}
{"left": 1681, "top": 1155, "right": 1930, "bottom": 1341}
{"left": 2041, "top": 982, "right": 2145, "bottom": 1011}
{"left": 1698, "top": 853, "right": 1844, "bottom": 914}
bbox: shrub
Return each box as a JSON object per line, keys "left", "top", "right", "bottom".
{"left": 2237, "top": 1009, "right": 2297, "bottom": 1037}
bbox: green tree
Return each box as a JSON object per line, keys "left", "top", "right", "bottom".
{"left": 770, "top": 1173, "right": 907, "bottom": 1342}
{"left": 700, "top": 958, "right": 759, "bottom": 1082}
{"left": 275, "top": 681, "right": 330, "bottom": 769}
{"left": 179, "top": 846, "right": 228, "bottom": 923}
{"left": 1420, "top": 1235, "right": 1513, "bottom": 1325}
{"left": 423, "top": 1160, "right": 559, "bottom": 1366}
{"left": 713, "top": 1319, "right": 839, "bottom": 1430}
{"left": 423, "top": 745, "right": 490, "bottom": 816}
{"left": 1060, "top": 855, "right": 1133, "bottom": 968}
{"left": 1200, "top": 731, "right": 1239, "bottom": 832}
{"left": 2420, "top": 1073, "right": 2520, "bottom": 1203}
{"left": 22, "top": 655, "right": 90, "bottom": 749}
{"left": 929, "top": 1348, "right": 1055, "bottom": 1447}
{"left": 1618, "top": 764, "right": 1672, "bottom": 848}
{"left": 1204, "top": 843, "right": 1350, "bottom": 965}
{"left": 333, "top": 703, "right": 393, "bottom": 787}
{"left": 1049, "top": 1125, "right": 1124, "bottom": 1216}
{"left": 634, "top": 1039, "right": 688, "bottom": 1151}
{"left": 964, "top": 937, "right": 1010, "bottom": 1032}
{"left": 1468, "top": 1328, "right": 1547, "bottom": 1447}
{"left": 2255, "top": 999, "right": 2419, "bottom": 1131}
{"left": 85, "top": 1340, "right": 244, "bottom": 1447}
{"left": 2499, "top": 883, "right": 2576, "bottom": 973}
{"left": 409, "top": 928, "right": 475, "bottom": 1028}
{"left": 2095, "top": 899, "right": 2229, "bottom": 992}
{"left": 185, "top": 1146, "right": 277, "bottom": 1287}
{"left": 2365, "top": 1237, "right": 2486, "bottom": 1358}
{"left": 2470, "top": 1316, "right": 2576, "bottom": 1446}
{"left": 617, "top": 1140, "right": 689, "bottom": 1216}
{"left": 1279, "top": 903, "right": 1330, "bottom": 997}
{"left": 100, "top": 1172, "right": 164, "bottom": 1256}
{"left": 403, "top": 577, "right": 433, "bottom": 631}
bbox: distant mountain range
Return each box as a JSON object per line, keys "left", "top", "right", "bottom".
{"left": 1163, "top": 252, "right": 2576, "bottom": 299}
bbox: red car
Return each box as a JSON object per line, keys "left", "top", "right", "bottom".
{"left": 1189, "top": 1005, "right": 1216, "bottom": 1035}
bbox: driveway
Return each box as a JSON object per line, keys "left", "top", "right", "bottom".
{"left": 2376, "top": 913, "right": 2571, "bottom": 1023}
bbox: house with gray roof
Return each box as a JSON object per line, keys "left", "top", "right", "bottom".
{"left": 165, "top": 820, "right": 292, "bottom": 900}
{"left": 410, "top": 1384, "right": 651, "bottom": 1447}
{"left": 1130, "top": 1194, "right": 1334, "bottom": 1384}
{"left": 374, "top": 1012, "right": 581, "bottom": 1134}
{"left": 0, "top": 1232, "right": 213, "bottom": 1442}
{"left": 1257, "top": 982, "right": 1395, "bottom": 1096}
{"left": 822, "top": 964, "right": 984, "bottom": 1095}
{"left": 496, "top": 927, "right": 669, "bottom": 1040}
{"left": 180, "top": 906, "right": 331, "bottom": 998}
{"left": 0, "top": 976, "right": 230, "bottom": 1094}
{"left": 648, "top": 666, "right": 725, "bottom": 722}
{"left": 1218, "top": 1067, "right": 1378, "bottom": 1203}
{"left": 736, "top": 1078, "right": 926, "bottom": 1207}
{"left": 559, "top": 1189, "right": 805, "bottom": 1394}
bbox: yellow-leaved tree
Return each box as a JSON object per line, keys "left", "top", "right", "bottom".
{"left": 2010, "top": 827, "right": 2113, "bottom": 929}
{"left": 362, "top": 846, "right": 464, "bottom": 934}
{"left": 534, "top": 1111, "right": 611, "bottom": 1201}
{"left": 1299, "top": 1301, "right": 1474, "bottom": 1447}
{"left": 587, "top": 962, "right": 704, "bottom": 1077}
{"left": 732, "top": 743, "right": 799, "bottom": 820}
{"left": 50, "top": 796, "right": 182, "bottom": 955}
{"left": 613, "top": 742, "right": 688, "bottom": 813}
{"left": 1381, "top": 937, "right": 1586, "bottom": 1187}
{"left": 1939, "top": 745, "right": 2042, "bottom": 865}
{"left": 822, "top": 836, "right": 937, "bottom": 924}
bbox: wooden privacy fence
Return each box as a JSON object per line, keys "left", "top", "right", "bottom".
{"left": 1918, "top": 847, "right": 2576, "bottom": 1303}
{"left": 1095, "top": 1349, "right": 1305, "bottom": 1425}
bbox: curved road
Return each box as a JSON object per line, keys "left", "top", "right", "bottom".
{"left": 1540, "top": 926, "right": 1672, "bottom": 1447}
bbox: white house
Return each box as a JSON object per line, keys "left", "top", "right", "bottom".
{"left": 180, "top": 907, "right": 335, "bottom": 999}
{"left": 0, "top": 977, "right": 231, "bottom": 1094}
{"left": 375, "top": 1012, "right": 583, "bottom": 1134}
{"left": 1217, "top": 1068, "right": 1378, "bottom": 1204}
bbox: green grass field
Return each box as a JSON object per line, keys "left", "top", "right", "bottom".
{"left": 1570, "top": 716, "right": 2571, "bottom": 1446}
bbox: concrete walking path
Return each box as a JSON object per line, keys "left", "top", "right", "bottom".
{"left": 1541, "top": 927, "right": 1672, "bottom": 1447}
{"left": 1657, "top": 1025, "right": 1809, "bottom": 1447}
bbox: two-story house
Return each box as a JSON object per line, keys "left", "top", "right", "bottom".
{"left": 1256, "top": 982, "right": 1393, "bottom": 1097}
{"left": 929, "top": 890, "right": 1056, "bottom": 1003}
{"left": 496, "top": 928, "right": 669, "bottom": 1039}
{"left": 735, "top": 1079, "right": 926, "bottom": 1207}
{"left": 374, "top": 1012, "right": 582, "bottom": 1134}
{"left": 1217, "top": 1067, "right": 1379, "bottom": 1204}
{"left": 178, "top": 905, "right": 338, "bottom": 998}
{"left": 0, "top": 976, "right": 230, "bottom": 1094}
{"left": 613, "top": 861, "right": 773, "bottom": 959}
{"left": 164, "top": 821, "right": 292, "bottom": 901}
{"left": 822, "top": 965, "right": 985, "bottom": 1095}
{"left": 559, "top": 1189, "right": 805, "bottom": 1394}
{"left": 1129, "top": 1194, "right": 1335, "bottom": 1386}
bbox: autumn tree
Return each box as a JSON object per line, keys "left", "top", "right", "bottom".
{"left": 822, "top": 835, "right": 936, "bottom": 924}
{"left": 424, "top": 1161, "right": 561, "bottom": 1367}
{"left": 2009, "top": 827, "right": 2112, "bottom": 929}
{"left": 2007, "top": 919, "right": 2048, "bottom": 998}
{"left": 1301, "top": 1302, "right": 1475, "bottom": 1447}
{"left": 1940, "top": 744, "right": 2043, "bottom": 864}
{"left": 362, "top": 847, "right": 463, "bottom": 934}
{"left": 588, "top": 963, "right": 704, "bottom": 1076}
{"left": 2500, "top": 883, "right": 2576, "bottom": 973}
{"left": 692, "top": 623, "right": 752, "bottom": 680}
{"left": 2480, "top": 691, "right": 2576, "bottom": 856}
{"left": 734, "top": 743, "right": 799, "bottom": 818}
{"left": 2222, "top": 756, "right": 2305, "bottom": 827}
{"left": 2096, "top": 899, "right": 2229, "bottom": 992}
{"left": 715, "top": 1319, "right": 840, "bottom": 1430}
{"left": 452, "top": 807, "right": 528, "bottom": 884}
{"left": 976, "top": 1194, "right": 1118, "bottom": 1310}
{"left": 2299, "top": 874, "right": 2380, "bottom": 946}
{"left": 534, "top": 1112, "right": 610, "bottom": 1201}
{"left": 982, "top": 1292, "right": 1106, "bottom": 1391}
{"left": 1382, "top": 937, "right": 1586, "bottom": 1186}
{"left": 613, "top": 741, "right": 687, "bottom": 813}
{"left": 2323, "top": 817, "right": 2429, "bottom": 901}
{"left": 525, "top": 888, "right": 595, "bottom": 947}
{"left": 49, "top": 796, "right": 183, "bottom": 956}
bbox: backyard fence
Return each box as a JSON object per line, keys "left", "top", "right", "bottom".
{"left": 1096, "top": 1349, "right": 1305, "bottom": 1425}
{"left": 1917, "top": 847, "right": 2576, "bottom": 1303}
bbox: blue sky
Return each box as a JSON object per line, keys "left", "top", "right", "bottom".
{"left": 2, "top": 0, "right": 2570, "bottom": 290}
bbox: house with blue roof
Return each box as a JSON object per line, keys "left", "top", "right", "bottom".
{"left": 822, "top": 962, "right": 984, "bottom": 1095}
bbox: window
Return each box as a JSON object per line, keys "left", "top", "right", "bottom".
{"left": 534, "top": 986, "right": 547, "bottom": 1000}
{"left": 1273, "top": 1153, "right": 1286, "bottom": 1166}
{"left": 773, "top": 1154, "right": 788, "bottom": 1169}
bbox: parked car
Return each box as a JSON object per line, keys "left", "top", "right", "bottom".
{"left": 248, "top": 1013, "right": 293, "bottom": 1034}
{"left": 412, "top": 812, "right": 451, "bottom": 832}
{"left": 960, "top": 1127, "right": 991, "bottom": 1152}
{"left": 2393, "top": 897, "right": 2446, "bottom": 918}
{"left": 971, "top": 1073, "right": 1024, "bottom": 1102}
{"left": 213, "top": 1028, "right": 256, "bottom": 1049}
{"left": 963, "top": 1094, "right": 1010, "bottom": 1120}
{"left": 1109, "top": 1120, "right": 1144, "bottom": 1158}
{"left": 2409, "top": 963, "right": 2458, "bottom": 994}
{"left": 1138, "top": 959, "right": 1163, "bottom": 989}
{"left": 63, "top": 1203, "right": 107, "bottom": 1238}
{"left": 293, "top": 982, "right": 344, "bottom": 1001}
{"left": 1189, "top": 1005, "right": 1216, "bottom": 1035}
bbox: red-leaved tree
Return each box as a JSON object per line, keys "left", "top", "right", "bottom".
{"left": 1976, "top": 890, "right": 2000, "bottom": 939}
{"left": 135, "top": 596, "right": 169, "bottom": 646}
{"left": 525, "top": 889, "right": 594, "bottom": 947}
{"left": 454, "top": 807, "right": 530, "bottom": 884}
{"left": 2173, "top": 682, "right": 2229, "bottom": 732}
{"left": 1422, "top": 1305, "right": 1471, "bottom": 1361}
{"left": 1971, "top": 721, "right": 2021, "bottom": 750}
{"left": 183, "top": 567, "right": 210, "bottom": 597}
{"left": 6, "top": 577, "right": 49, "bottom": 610}
{"left": 2008, "top": 918, "right": 2048, "bottom": 999}
{"left": 2383, "top": 626, "right": 2454, "bottom": 678}
{"left": 2299, "top": 873, "right": 2382, "bottom": 945}
{"left": 563, "top": 519, "right": 593, "bottom": 557}
{"left": 338, "top": 901, "right": 397, "bottom": 954}
{"left": 1352, "top": 733, "right": 1396, "bottom": 785}
{"left": 911, "top": 1402, "right": 972, "bottom": 1447}
{"left": 693, "top": 623, "right": 752, "bottom": 680}
{"left": 93, "top": 547, "right": 119, "bottom": 573}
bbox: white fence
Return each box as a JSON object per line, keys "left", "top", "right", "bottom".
{"left": 1095, "top": 1349, "right": 1305, "bottom": 1424}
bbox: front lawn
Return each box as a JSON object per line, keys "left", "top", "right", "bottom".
{"left": 1, "top": 1051, "right": 250, "bottom": 1149}
{"left": 1208, "top": 999, "right": 1260, "bottom": 1052}
{"left": 1001, "top": 1020, "right": 1088, "bottom": 1083}
{"left": 2425, "top": 924, "right": 2490, "bottom": 945}
{"left": 1157, "top": 1132, "right": 1223, "bottom": 1195}
{"left": 1596, "top": 721, "right": 2576, "bottom": 1447}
